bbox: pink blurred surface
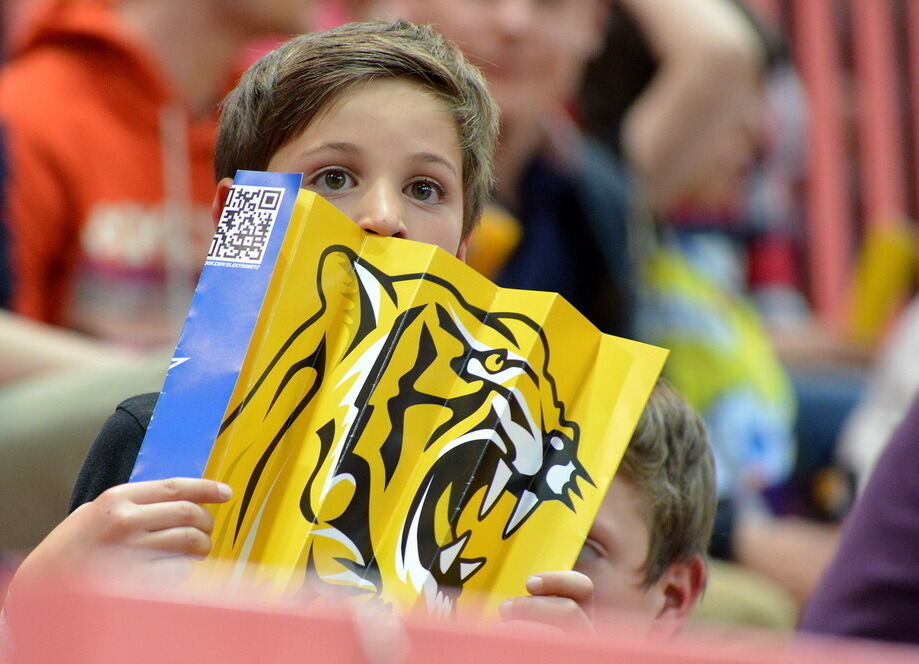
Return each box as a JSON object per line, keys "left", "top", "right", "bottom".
{"left": 5, "top": 576, "right": 919, "bottom": 664}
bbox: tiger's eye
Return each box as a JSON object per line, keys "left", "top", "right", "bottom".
{"left": 484, "top": 352, "right": 505, "bottom": 373}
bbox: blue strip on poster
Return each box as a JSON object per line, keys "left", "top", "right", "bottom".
{"left": 131, "top": 170, "right": 303, "bottom": 482}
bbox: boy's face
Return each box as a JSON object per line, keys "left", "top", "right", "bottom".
{"left": 574, "top": 478, "right": 658, "bottom": 615}
{"left": 393, "top": 0, "right": 607, "bottom": 128}
{"left": 264, "top": 79, "right": 468, "bottom": 258}
{"left": 573, "top": 477, "right": 703, "bottom": 636}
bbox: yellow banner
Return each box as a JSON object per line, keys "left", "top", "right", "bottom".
{"left": 200, "top": 190, "right": 666, "bottom": 618}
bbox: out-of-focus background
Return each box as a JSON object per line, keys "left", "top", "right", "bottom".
{"left": 4, "top": 0, "right": 919, "bottom": 655}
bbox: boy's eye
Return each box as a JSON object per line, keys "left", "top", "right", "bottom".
{"left": 405, "top": 180, "right": 444, "bottom": 203}
{"left": 574, "top": 538, "right": 603, "bottom": 567}
{"left": 322, "top": 169, "right": 352, "bottom": 191}
{"left": 324, "top": 171, "right": 348, "bottom": 190}
{"left": 307, "top": 168, "right": 355, "bottom": 194}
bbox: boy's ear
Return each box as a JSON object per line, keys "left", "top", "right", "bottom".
{"left": 648, "top": 555, "right": 706, "bottom": 639}
{"left": 455, "top": 234, "right": 471, "bottom": 262}
{"left": 211, "top": 177, "right": 235, "bottom": 226}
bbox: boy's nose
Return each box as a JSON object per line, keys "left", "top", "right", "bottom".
{"left": 354, "top": 183, "right": 406, "bottom": 239}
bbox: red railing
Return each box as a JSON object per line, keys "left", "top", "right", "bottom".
{"left": 745, "top": 0, "right": 917, "bottom": 339}
{"left": 6, "top": 580, "right": 919, "bottom": 664}
{"left": 792, "top": 0, "right": 854, "bottom": 329}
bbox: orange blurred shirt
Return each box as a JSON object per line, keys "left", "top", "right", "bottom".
{"left": 1, "top": 1, "right": 217, "bottom": 346}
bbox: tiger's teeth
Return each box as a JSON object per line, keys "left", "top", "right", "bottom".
{"left": 439, "top": 534, "right": 468, "bottom": 574}
{"left": 460, "top": 560, "right": 483, "bottom": 581}
{"left": 318, "top": 569, "right": 377, "bottom": 592}
{"left": 504, "top": 490, "right": 539, "bottom": 537}
{"left": 480, "top": 459, "right": 512, "bottom": 518}
{"left": 432, "top": 590, "right": 453, "bottom": 617}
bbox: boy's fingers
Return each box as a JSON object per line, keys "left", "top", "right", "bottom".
{"left": 526, "top": 571, "right": 593, "bottom": 604}
{"left": 499, "top": 595, "right": 594, "bottom": 634}
{"left": 133, "top": 500, "right": 215, "bottom": 535}
{"left": 115, "top": 478, "right": 232, "bottom": 505}
{"left": 136, "top": 526, "right": 213, "bottom": 557}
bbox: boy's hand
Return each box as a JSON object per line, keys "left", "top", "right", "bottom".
{"left": 8, "top": 478, "right": 231, "bottom": 598}
{"left": 498, "top": 571, "right": 595, "bottom": 635}
{"left": 73, "top": 478, "right": 231, "bottom": 556}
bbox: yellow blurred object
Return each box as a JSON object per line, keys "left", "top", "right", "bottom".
{"left": 464, "top": 204, "right": 522, "bottom": 279}
{"left": 848, "top": 222, "right": 917, "bottom": 347}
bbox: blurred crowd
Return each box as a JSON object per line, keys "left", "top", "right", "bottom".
{"left": 2, "top": 0, "right": 919, "bottom": 653}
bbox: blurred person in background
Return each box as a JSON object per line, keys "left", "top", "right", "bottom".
{"left": 0, "top": 0, "right": 313, "bottom": 346}
{"left": 581, "top": 0, "right": 796, "bottom": 504}
{"left": 0, "top": 0, "right": 318, "bottom": 552}
{"left": 582, "top": 0, "right": 811, "bottom": 334}
{"left": 799, "top": 389, "right": 919, "bottom": 646}
{"left": 384, "top": 0, "right": 824, "bottom": 619}
{"left": 383, "top": 0, "right": 638, "bottom": 340}
{"left": 578, "top": 0, "right": 840, "bottom": 613}
{"left": 0, "top": 0, "right": 31, "bottom": 305}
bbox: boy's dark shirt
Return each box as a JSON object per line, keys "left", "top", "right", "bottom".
{"left": 69, "top": 393, "right": 156, "bottom": 511}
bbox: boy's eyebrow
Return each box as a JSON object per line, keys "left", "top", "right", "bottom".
{"left": 413, "top": 152, "right": 458, "bottom": 177}
{"left": 303, "top": 141, "right": 361, "bottom": 157}
{"left": 302, "top": 143, "right": 458, "bottom": 176}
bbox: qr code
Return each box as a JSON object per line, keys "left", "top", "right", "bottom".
{"left": 208, "top": 185, "right": 285, "bottom": 265}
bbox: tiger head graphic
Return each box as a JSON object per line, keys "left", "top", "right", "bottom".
{"left": 207, "top": 245, "right": 593, "bottom": 614}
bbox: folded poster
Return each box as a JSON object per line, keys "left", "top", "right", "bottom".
{"left": 132, "top": 170, "right": 667, "bottom": 618}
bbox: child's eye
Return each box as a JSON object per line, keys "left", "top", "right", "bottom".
{"left": 405, "top": 179, "right": 444, "bottom": 203}
{"left": 574, "top": 538, "right": 604, "bottom": 566}
{"left": 308, "top": 168, "right": 355, "bottom": 194}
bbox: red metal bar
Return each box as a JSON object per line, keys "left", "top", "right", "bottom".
{"left": 907, "top": 1, "right": 919, "bottom": 218}
{"left": 851, "top": 0, "right": 907, "bottom": 226}
{"left": 793, "top": 0, "right": 851, "bottom": 328}
{"left": 8, "top": 582, "right": 919, "bottom": 664}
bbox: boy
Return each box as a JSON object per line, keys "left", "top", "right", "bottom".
{"left": 6, "top": 17, "right": 499, "bottom": 592}
{"left": 500, "top": 379, "right": 716, "bottom": 638}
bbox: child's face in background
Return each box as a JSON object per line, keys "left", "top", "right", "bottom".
{"left": 394, "top": 0, "right": 607, "bottom": 129}
{"left": 267, "top": 79, "right": 468, "bottom": 258}
{"left": 574, "top": 478, "right": 661, "bottom": 617}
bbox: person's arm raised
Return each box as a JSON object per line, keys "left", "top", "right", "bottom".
{"left": 617, "top": 0, "right": 765, "bottom": 210}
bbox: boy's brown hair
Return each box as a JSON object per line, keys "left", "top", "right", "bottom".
{"left": 618, "top": 379, "right": 716, "bottom": 586}
{"left": 215, "top": 20, "right": 500, "bottom": 237}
